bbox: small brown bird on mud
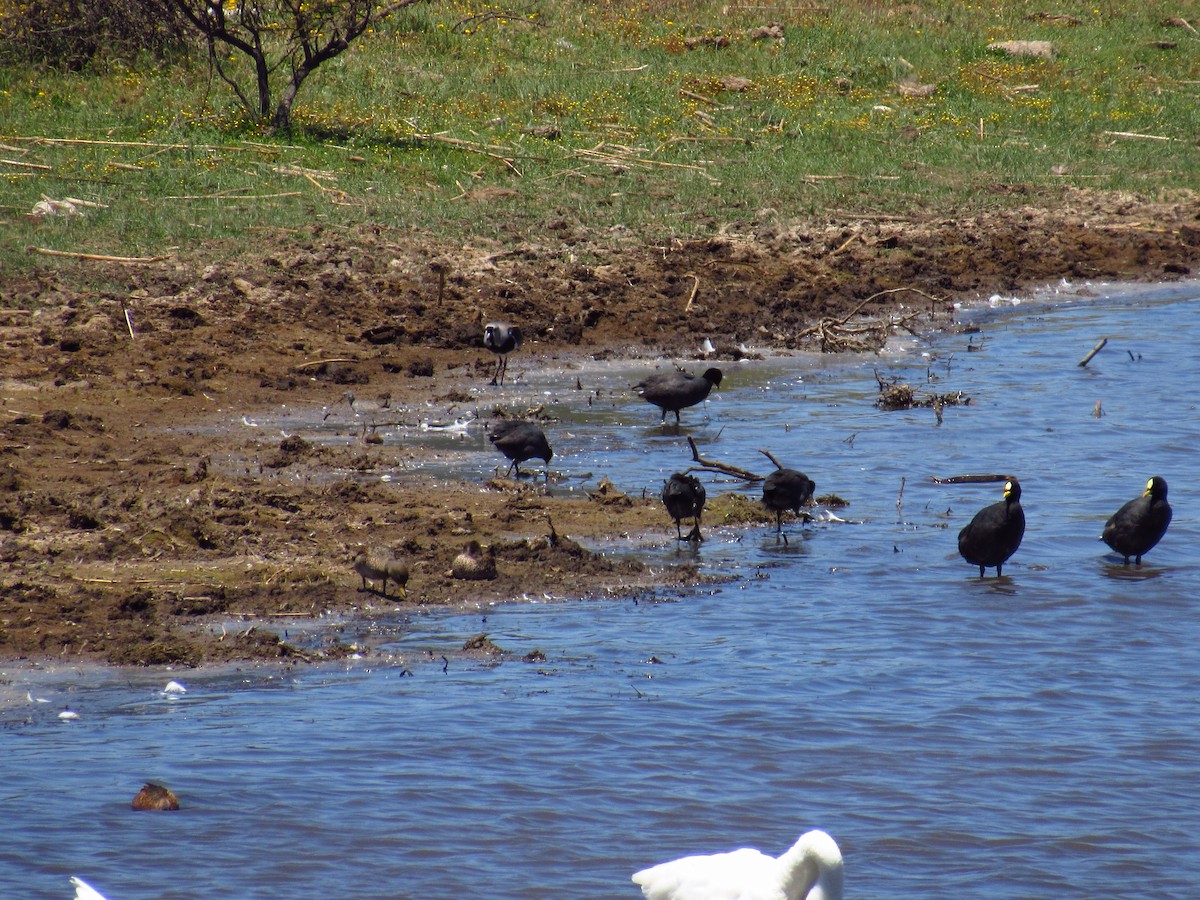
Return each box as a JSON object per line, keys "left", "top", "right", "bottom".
{"left": 451, "top": 540, "right": 497, "bottom": 581}
{"left": 353, "top": 549, "right": 410, "bottom": 598}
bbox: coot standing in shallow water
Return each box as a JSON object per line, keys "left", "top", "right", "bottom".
{"left": 761, "top": 467, "right": 816, "bottom": 536}
{"left": 1102, "top": 475, "right": 1172, "bottom": 565}
{"left": 958, "top": 477, "right": 1025, "bottom": 577}
{"left": 662, "top": 472, "right": 706, "bottom": 542}
{"left": 634, "top": 366, "right": 723, "bottom": 424}
{"left": 487, "top": 419, "right": 553, "bottom": 478}
{"left": 483, "top": 322, "right": 522, "bottom": 386}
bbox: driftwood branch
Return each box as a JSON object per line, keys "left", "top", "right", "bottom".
{"left": 685, "top": 436, "right": 764, "bottom": 482}
{"left": 27, "top": 247, "right": 168, "bottom": 263}
{"left": 930, "top": 473, "right": 1011, "bottom": 484}
{"left": 757, "top": 448, "right": 785, "bottom": 470}
{"left": 1078, "top": 337, "right": 1107, "bottom": 367}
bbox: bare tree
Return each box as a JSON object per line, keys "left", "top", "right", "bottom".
{"left": 171, "top": 0, "right": 430, "bottom": 130}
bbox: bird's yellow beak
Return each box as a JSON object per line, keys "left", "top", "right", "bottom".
{"left": 1144, "top": 479, "right": 1154, "bottom": 496}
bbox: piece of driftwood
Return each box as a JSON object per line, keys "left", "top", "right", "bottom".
{"left": 684, "top": 436, "right": 764, "bottom": 482}
{"left": 1078, "top": 337, "right": 1108, "bottom": 367}
{"left": 930, "top": 473, "right": 1011, "bottom": 484}
{"left": 27, "top": 246, "right": 167, "bottom": 263}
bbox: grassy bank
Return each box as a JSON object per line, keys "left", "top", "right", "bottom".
{"left": 1, "top": 1, "right": 1198, "bottom": 271}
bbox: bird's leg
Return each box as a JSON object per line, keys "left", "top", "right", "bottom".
{"left": 505, "top": 460, "right": 516, "bottom": 477}
{"left": 359, "top": 575, "right": 367, "bottom": 591}
{"left": 498, "top": 354, "right": 509, "bottom": 386}
{"left": 490, "top": 356, "right": 503, "bottom": 386}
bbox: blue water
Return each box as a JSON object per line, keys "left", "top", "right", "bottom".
{"left": 5, "top": 281, "right": 1200, "bottom": 899}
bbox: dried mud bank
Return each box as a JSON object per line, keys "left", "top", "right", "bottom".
{"left": 2, "top": 190, "right": 1199, "bottom": 666}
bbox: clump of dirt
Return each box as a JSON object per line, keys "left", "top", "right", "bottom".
{"left": 2, "top": 189, "right": 1198, "bottom": 666}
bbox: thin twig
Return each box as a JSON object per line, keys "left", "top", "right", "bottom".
{"left": 27, "top": 247, "right": 168, "bottom": 263}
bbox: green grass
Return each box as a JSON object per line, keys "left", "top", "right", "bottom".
{"left": 2, "top": 0, "right": 1198, "bottom": 271}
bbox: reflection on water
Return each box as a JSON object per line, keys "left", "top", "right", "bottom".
{"left": 4, "top": 281, "right": 1200, "bottom": 898}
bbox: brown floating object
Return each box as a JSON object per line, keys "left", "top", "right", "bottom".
{"left": 132, "top": 782, "right": 180, "bottom": 811}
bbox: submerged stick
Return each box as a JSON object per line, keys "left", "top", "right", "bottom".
{"left": 685, "top": 436, "right": 764, "bottom": 482}
{"left": 1078, "top": 337, "right": 1108, "bottom": 367}
{"left": 930, "top": 473, "right": 1011, "bottom": 484}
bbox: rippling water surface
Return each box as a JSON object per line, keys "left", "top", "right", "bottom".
{"left": 5, "top": 282, "right": 1200, "bottom": 899}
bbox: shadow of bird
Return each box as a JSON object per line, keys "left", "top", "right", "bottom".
{"left": 488, "top": 419, "right": 553, "bottom": 479}
{"left": 662, "top": 472, "right": 706, "bottom": 542}
{"left": 484, "top": 322, "right": 523, "bottom": 386}
{"left": 1102, "top": 475, "right": 1171, "bottom": 565}
{"left": 633, "top": 366, "right": 723, "bottom": 424}
{"left": 958, "top": 477, "right": 1025, "bottom": 577}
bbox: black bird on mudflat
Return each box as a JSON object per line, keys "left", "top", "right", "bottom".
{"left": 958, "top": 477, "right": 1025, "bottom": 577}
{"left": 487, "top": 419, "right": 552, "bottom": 478}
{"left": 662, "top": 472, "right": 706, "bottom": 542}
{"left": 633, "top": 366, "right": 723, "bottom": 424}
{"left": 1102, "top": 475, "right": 1172, "bottom": 565}
{"left": 761, "top": 468, "right": 816, "bottom": 534}
{"left": 483, "top": 322, "right": 523, "bottom": 386}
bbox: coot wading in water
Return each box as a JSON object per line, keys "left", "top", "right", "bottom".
{"left": 761, "top": 467, "right": 816, "bottom": 543}
{"left": 958, "top": 477, "right": 1025, "bottom": 577}
{"left": 487, "top": 419, "right": 553, "bottom": 479}
{"left": 1102, "top": 475, "right": 1171, "bottom": 565}
{"left": 634, "top": 366, "right": 723, "bottom": 425}
{"left": 662, "top": 472, "right": 706, "bottom": 542}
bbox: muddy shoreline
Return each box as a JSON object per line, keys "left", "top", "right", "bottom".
{"left": 2, "top": 188, "right": 1199, "bottom": 666}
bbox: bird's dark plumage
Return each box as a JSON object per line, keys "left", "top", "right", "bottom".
{"left": 634, "top": 367, "right": 723, "bottom": 424}
{"left": 483, "top": 322, "right": 522, "bottom": 386}
{"left": 662, "top": 472, "right": 706, "bottom": 542}
{"left": 487, "top": 419, "right": 552, "bottom": 478}
{"left": 1102, "top": 475, "right": 1171, "bottom": 565}
{"left": 958, "top": 478, "right": 1025, "bottom": 577}
{"left": 761, "top": 468, "right": 815, "bottom": 534}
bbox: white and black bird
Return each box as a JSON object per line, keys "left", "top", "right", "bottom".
{"left": 632, "top": 829, "right": 844, "bottom": 900}
{"left": 762, "top": 468, "right": 816, "bottom": 535}
{"left": 1102, "top": 475, "right": 1172, "bottom": 565}
{"left": 662, "top": 472, "right": 706, "bottom": 542}
{"left": 958, "top": 477, "right": 1025, "bottom": 577}
{"left": 634, "top": 366, "right": 723, "bottom": 424}
{"left": 487, "top": 419, "right": 553, "bottom": 478}
{"left": 483, "top": 322, "right": 523, "bottom": 386}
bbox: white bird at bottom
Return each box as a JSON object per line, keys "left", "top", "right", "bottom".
{"left": 632, "top": 829, "right": 843, "bottom": 900}
{"left": 71, "top": 876, "right": 109, "bottom": 900}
